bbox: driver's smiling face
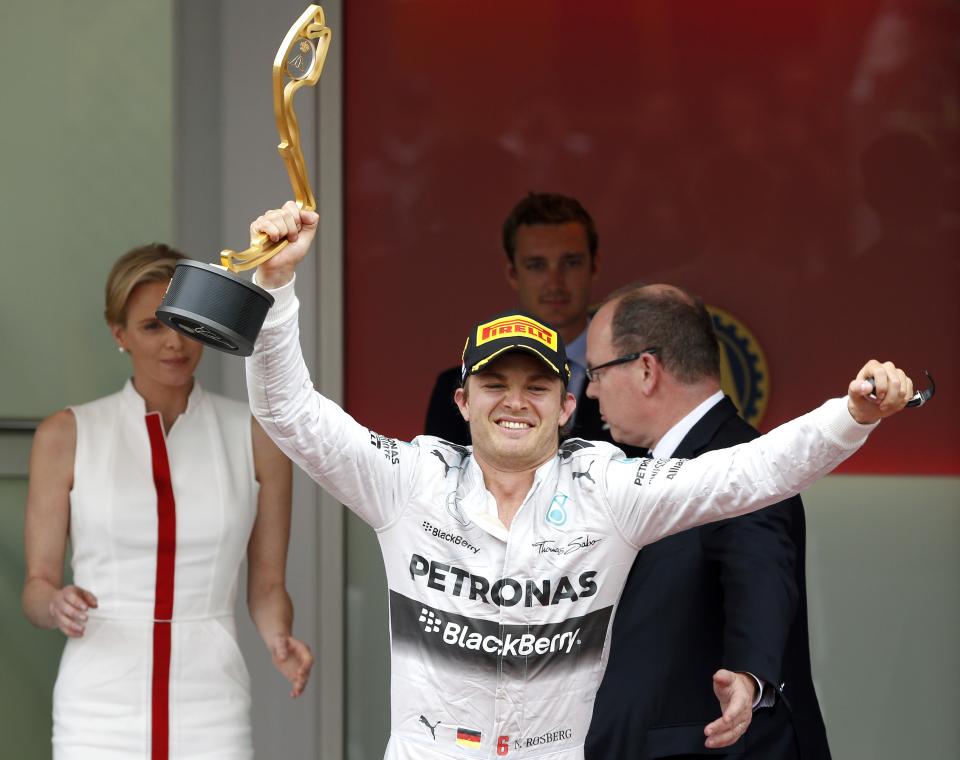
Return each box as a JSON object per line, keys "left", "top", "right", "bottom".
{"left": 455, "top": 352, "right": 576, "bottom": 473}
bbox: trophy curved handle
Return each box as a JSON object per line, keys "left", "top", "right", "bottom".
{"left": 221, "top": 5, "right": 332, "bottom": 272}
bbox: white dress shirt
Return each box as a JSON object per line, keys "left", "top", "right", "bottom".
{"left": 565, "top": 326, "right": 588, "bottom": 415}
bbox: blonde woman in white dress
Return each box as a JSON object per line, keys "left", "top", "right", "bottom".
{"left": 22, "top": 244, "right": 312, "bottom": 759}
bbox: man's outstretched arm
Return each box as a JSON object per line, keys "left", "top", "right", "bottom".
{"left": 604, "top": 360, "right": 915, "bottom": 550}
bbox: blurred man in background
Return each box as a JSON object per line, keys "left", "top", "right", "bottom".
{"left": 425, "top": 192, "right": 642, "bottom": 457}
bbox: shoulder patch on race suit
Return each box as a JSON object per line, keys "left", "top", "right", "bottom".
{"left": 430, "top": 441, "right": 471, "bottom": 475}
{"left": 368, "top": 430, "right": 400, "bottom": 465}
{"left": 559, "top": 438, "right": 595, "bottom": 461}
{"left": 438, "top": 441, "right": 471, "bottom": 460}
{"left": 571, "top": 459, "right": 596, "bottom": 485}
{"left": 431, "top": 449, "right": 463, "bottom": 477}
{"left": 708, "top": 305, "right": 769, "bottom": 427}
{"left": 632, "top": 457, "right": 687, "bottom": 487}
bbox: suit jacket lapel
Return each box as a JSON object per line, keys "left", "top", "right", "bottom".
{"left": 671, "top": 395, "right": 741, "bottom": 459}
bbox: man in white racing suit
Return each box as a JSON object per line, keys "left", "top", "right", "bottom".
{"left": 243, "top": 203, "right": 914, "bottom": 760}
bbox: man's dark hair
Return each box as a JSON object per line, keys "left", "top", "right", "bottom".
{"left": 606, "top": 283, "right": 720, "bottom": 385}
{"left": 502, "top": 192, "right": 598, "bottom": 265}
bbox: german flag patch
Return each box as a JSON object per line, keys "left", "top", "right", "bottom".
{"left": 455, "top": 727, "right": 481, "bottom": 749}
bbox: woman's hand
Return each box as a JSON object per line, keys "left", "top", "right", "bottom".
{"left": 48, "top": 585, "right": 98, "bottom": 637}
{"left": 269, "top": 634, "right": 314, "bottom": 698}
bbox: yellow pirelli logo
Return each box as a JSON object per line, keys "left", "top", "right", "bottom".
{"left": 476, "top": 315, "right": 556, "bottom": 349}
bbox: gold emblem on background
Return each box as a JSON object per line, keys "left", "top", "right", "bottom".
{"left": 707, "top": 306, "right": 769, "bottom": 427}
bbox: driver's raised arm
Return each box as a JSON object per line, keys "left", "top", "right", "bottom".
{"left": 245, "top": 203, "right": 422, "bottom": 530}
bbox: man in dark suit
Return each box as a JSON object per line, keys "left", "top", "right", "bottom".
{"left": 584, "top": 283, "right": 831, "bottom": 759}
{"left": 425, "top": 192, "right": 640, "bottom": 454}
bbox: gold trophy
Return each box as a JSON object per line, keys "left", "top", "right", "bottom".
{"left": 157, "top": 5, "right": 331, "bottom": 356}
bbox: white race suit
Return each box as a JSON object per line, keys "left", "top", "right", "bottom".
{"left": 246, "top": 278, "right": 875, "bottom": 760}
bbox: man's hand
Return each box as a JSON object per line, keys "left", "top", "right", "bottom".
{"left": 847, "top": 360, "right": 914, "bottom": 424}
{"left": 251, "top": 201, "right": 320, "bottom": 289}
{"left": 704, "top": 669, "right": 755, "bottom": 749}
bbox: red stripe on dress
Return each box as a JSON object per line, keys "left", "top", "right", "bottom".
{"left": 146, "top": 413, "right": 176, "bottom": 760}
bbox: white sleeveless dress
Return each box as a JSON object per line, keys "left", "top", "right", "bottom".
{"left": 53, "top": 380, "right": 259, "bottom": 759}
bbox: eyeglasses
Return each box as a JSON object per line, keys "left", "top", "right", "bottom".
{"left": 585, "top": 347, "right": 658, "bottom": 383}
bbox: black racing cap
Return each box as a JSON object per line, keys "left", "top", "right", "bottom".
{"left": 461, "top": 311, "right": 571, "bottom": 386}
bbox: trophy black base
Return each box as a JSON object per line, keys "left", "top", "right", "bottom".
{"left": 156, "top": 260, "right": 275, "bottom": 357}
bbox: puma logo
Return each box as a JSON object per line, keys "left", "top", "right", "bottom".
{"left": 573, "top": 460, "right": 595, "bottom": 484}
{"left": 419, "top": 715, "right": 441, "bottom": 740}
{"left": 432, "top": 449, "right": 462, "bottom": 477}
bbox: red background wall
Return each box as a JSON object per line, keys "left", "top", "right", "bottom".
{"left": 344, "top": 0, "right": 958, "bottom": 474}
